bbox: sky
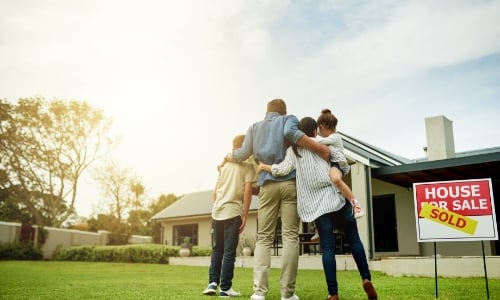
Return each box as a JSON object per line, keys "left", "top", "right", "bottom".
{"left": 1, "top": 0, "right": 500, "bottom": 218}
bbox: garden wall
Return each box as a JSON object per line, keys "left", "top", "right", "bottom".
{"left": 0, "top": 221, "right": 152, "bottom": 259}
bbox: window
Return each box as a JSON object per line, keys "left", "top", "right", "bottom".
{"left": 373, "top": 194, "right": 398, "bottom": 252}
{"left": 173, "top": 224, "right": 198, "bottom": 246}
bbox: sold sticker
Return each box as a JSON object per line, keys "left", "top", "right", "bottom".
{"left": 419, "top": 203, "right": 478, "bottom": 235}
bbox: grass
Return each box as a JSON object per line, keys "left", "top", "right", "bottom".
{"left": 0, "top": 261, "right": 499, "bottom": 299}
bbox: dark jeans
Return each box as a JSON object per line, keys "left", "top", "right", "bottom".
{"left": 315, "top": 201, "right": 371, "bottom": 296}
{"left": 208, "top": 216, "right": 242, "bottom": 291}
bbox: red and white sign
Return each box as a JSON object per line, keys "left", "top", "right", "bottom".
{"left": 413, "top": 178, "right": 498, "bottom": 242}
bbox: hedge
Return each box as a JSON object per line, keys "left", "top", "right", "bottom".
{"left": 51, "top": 244, "right": 212, "bottom": 264}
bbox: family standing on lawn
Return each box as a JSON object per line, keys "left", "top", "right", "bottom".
{"left": 204, "top": 98, "right": 378, "bottom": 300}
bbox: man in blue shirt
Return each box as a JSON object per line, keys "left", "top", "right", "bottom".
{"left": 226, "top": 99, "right": 328, "bottom": 300}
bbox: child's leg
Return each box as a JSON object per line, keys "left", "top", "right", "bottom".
{"left": 329, "top": 166, "right": 364, "bottom": 218}
{"left": 329, "top": 167, "right": 355, "bottom": 201}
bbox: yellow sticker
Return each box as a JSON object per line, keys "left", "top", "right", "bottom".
{"left": 419, "top": 203, "right": 478, "bottom": 235}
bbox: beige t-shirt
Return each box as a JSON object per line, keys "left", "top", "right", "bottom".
{"left": 212, "top": 161, "right": 256, "bottom": 220}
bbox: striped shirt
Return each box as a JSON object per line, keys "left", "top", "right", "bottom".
{"left": 271, "top": 145, "right": 346, "bottom": 222}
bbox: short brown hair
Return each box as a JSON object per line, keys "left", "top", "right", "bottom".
{"left": 267, "top": 99, "right": 286, "bottom": 115}
{"left": 317, "top": 108, "right": 338, "bottom": 130}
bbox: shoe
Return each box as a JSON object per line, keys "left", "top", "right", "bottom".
{"left": 354, "top": 207, "right": 365, "bottom": 219}
{"left": 311, "top": 233, "right": 320, "bottom": 241}
{"left": 326, "top": 295, "right": 339, "bottom": 300}
{"left": 363, "top": 281, "right": 377, "bottom": 300}
{"left": 203, "top": 282, "right": 218, "bottom": 295}
{"left": 220, "top": 288, "right": 241, "bottom": 297}
{"left": 250, "top": 294, "right": 265, "bottom": 300}
{"left": 281, "top": 294, "right": 299, "bottom": 300}
{"left": 351, "top": 199, "right": 365, "bottom": 219}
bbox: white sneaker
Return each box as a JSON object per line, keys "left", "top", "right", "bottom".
{"left": 281, "top": 294, "right": 299, "bottom": 300}
{"left": 220, "top": 288, "right": 241, "bottom": 297}
{"left": 311, "top": 233, "right": 319, "bottom": 241}
{"left": 351, "top": 199, "right": 365, "bottom": 219}
{"left": 250, "top": 294, "right": 265, "bottom": 300}
{"left": 203, "top": 282, "right": 218, "bottom": 295}
{"left": 354, "top": 207, "right": 365, "bottom": 219}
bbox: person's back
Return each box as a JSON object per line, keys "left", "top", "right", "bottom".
{"left": 204, "top": 134, "right": 255, "bottom": 297}
{"left": 234, "top": 100, "right": 302, "bottom": 187}
{"left": 266, "top": 117, "right": 345, "bottom": 223}
{"left": 228, "top": 99, "right": 325, "bottom": 300}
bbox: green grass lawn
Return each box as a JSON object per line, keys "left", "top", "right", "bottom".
{"left": 0, "top": 261, "right": 498, "bottom": 300}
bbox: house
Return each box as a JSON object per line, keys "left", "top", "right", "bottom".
{"left": 152, "top": 115, "right": 499, "bottom": 259}
{"left": 151, "top": 190, "right": 260, "bottom": 248}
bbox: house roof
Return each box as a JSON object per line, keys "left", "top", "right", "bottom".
{"left": 339, "top": 132, "right": 411, "bottom": 167}
{"left": 339, "top": 131, "right": 500, "bottom": 189}
{"left": 151, "top": 190, "right": 260, "bottom": 221}
{"left": 372, "top": 147, "right": 500, "bottom": 188}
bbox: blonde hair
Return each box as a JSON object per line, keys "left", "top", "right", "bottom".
{"left": 232, "top": 134, "right": 245, "bottom": 150}
{"left": 266, "top": 99, "right": 287, "bottom": 115}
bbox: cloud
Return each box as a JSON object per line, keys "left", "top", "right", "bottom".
{"left": 1, "top": 0, "right": 499, "bottom": 216}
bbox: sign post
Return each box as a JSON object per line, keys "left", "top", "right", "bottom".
{"left": 413, "top": 178, "right": 498, "bottom": 298}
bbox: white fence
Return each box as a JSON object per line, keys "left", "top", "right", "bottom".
{"left": 0, "top": 221, "right": 153, "bottom": 259}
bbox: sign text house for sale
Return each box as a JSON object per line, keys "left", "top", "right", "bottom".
{"left": 413, "top": 178, "right": 498, "bottom": 242}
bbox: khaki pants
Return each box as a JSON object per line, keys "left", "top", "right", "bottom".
{"left": 253, "top": 180, "right": 300, "bottom": 298}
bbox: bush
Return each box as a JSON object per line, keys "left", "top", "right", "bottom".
{"left": 0, "top": 242, "right": 43, "bottom": 260}
{"left": 52, "top": 244, "right": 214, "bottom": 262}
{"left": 191, "top": 246, "right": 211, "bottom": 257}
{"left": 52, "top": 244, "right": 179, "bottom": 264}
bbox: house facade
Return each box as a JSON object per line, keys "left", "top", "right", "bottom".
{"left": 152, "top": 115, "right": 499, "bottom": 259}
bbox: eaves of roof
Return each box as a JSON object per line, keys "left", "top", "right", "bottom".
{"left": 372, "top": 151, "right": 500, "bottom": 188}
{"left": 339, "top": 131, "right": 411, "bottom": 167}
{"left": 151, "top": 191, "right": 260, "bottom": 221}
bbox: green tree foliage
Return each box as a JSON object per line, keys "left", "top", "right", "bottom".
{"left": 150, "top": 193, "right": 179, "bottom": 214}
{"left": 149, "top": 193, "right": 179, "bottom": 243}
{"left": 128, "top": 209, "right": 152, "bottom": 236}
{"left": 0, "top": 97, "right": 118, "bottom": 227}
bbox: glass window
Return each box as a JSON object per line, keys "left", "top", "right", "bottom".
{"left": 173, "top": 224, "right": 198, "bottom": 246}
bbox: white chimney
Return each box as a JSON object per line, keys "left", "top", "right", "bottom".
{"left": 425, "top": 115, "right": 455, "bottom": 160}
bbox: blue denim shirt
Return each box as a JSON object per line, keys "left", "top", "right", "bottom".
{"left": 232, "top": 112, "right": 305, "bottom": 186}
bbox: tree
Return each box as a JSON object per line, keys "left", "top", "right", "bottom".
{"left": 128, "top": 209, "right": 151, "bottom": 236}
{"left": 149, "top": 193, "right": 179, "bottom": 243}
{"left": 127, "top": 177, "right": 150, "bottom": 235}
{"left": 129, "top": 178, "right": 145, "bottom": 210}
{"left": 0, "top": 97, "right": 118, "bottom": 227}
{"left": 93, "top": 160, "right": 134, "bottom": 223}
{"left": 92, "top": 162, "right": 153, "bottom": 241}
{"left": 150, "top": 193, "right": 179, "bottom": 214}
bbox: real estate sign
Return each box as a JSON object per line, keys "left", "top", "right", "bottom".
{"left": 413, "top": 178, "right": 498, "bottom": 242}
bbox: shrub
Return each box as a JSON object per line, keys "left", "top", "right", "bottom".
{"left": 191, "top": 246, "right": 211, "bottom": 257}
{"left": 0, "top": 242, "right": 43, "bottom": 260}
{"left": 52, "top": 244, "right": 179, "bottom": 264}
